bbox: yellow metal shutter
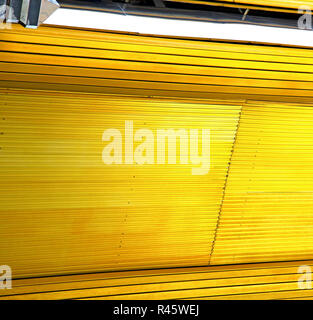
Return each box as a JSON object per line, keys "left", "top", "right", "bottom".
{"left": 0, "top": 89, "right": 241, "bottom": 278}
{"left": 2, "top": 24, "right": 313, "bottom": 104}
{"left": 2, "top": 22, "right": 313, "bottom": 277}
{"left": 211, "top": 101, "right": 313, "bottom": 265}
{"left": 0, "top": 260, "right": 310, "bottom": 300}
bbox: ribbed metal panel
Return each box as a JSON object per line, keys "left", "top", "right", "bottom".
{"left": 211, "top": 101, "right": 313, "bottom": 265}
{"left": 2, "top": 24, "right": 313, "bottom": 281}
{"left": 0, "top": 260, "right": 312, "bottom": 300}
{"left": 2, "top": 24, "right": 313, "bottom": 104}
{"left": 0, "top": 88, "right": 241, "bottom": 278}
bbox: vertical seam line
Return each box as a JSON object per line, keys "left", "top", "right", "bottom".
{"left": 208, "top": 101, "right": 246, "bottom": 265}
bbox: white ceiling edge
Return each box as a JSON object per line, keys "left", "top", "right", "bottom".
{"left": 44, "top": 7, "right": 313, "bottom": 47}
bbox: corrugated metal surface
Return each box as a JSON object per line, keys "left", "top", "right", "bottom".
{"left": 0, "top": 88, "right": 241, "bottom": 278}
{"left": 2, "top": 24, "right": 313, "bottom": 104}
{"left": 0, "top": 260, "right": 312, "bottom": 300}
{"left": 211, "top": 101, "right": 313, "bottom": 265}
{"left": 2, "top": 23, "right": 313, "bottom": 296}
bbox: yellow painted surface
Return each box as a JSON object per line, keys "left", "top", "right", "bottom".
{"left": 1, "top": 23, "right": 313, "bottom": 297}
{"left": 211, "top": 101, "right": 313, "bottom": 264}
{"left": 2, "top": 24, "right": 313, "bottom": 103}
{"left": 0, "top": 89, "right": 241, "bottom": 277}
{"left": 0, "top": 260, "right": 312, "bottom": 300}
